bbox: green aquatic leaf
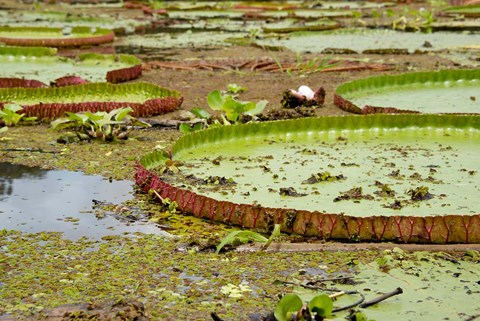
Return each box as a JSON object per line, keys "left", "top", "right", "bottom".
{"left": 207, "top": 90, "right": 226, "bottom": 111}
{"left": 308, "top": 294, "right": 333, "bottom": 317}
{"left": 274, "top": 293, "right": 303, "bottom": 321}
{"left": 227, "top": 83, "right": 247, "bottom": 94}
{"left": 244, "top": 100, "right": 268, "bottom": 116}
{"left": 215, "top": 229, "right": 268, "bottom": 254}
{"left": 112, "top": 107, "right": 134, "bottom": 121}
{"left": 222, "top": 96, "right": 247, "bottom": 122}
{"left": 190, "top": 107, "right": 211, "bottom": 120}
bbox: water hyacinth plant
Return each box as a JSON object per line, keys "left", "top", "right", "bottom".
{"left": 0, "top": 103, "right": 36, "bottom": 126}
{"left": 207, "top": 89, "right": 267, "bottom": 125}
{"left": 51, "top": 107, "right": 150, "bottom": 142}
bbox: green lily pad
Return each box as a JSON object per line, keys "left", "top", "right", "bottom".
{"left": 136, "top": 114, "right": 480, "bottom": 243}
{"left": 0, "top": 26, "right": 114, "bottom": 47}
{"left": 349, "top": 253, "right": 480, "bottom": 320}
{"left": 334, "top": 69, "right": 480, "bottom": 114}
{"left": 443, "top": 5, "right": 480, "bottom": 17}
{"left": 262, "top": 18, "right": 340, "bottom": 33}
{"left": 0, "top": 46, "right": 142, "bottom": 84}
{"left": 0, "top": 10, "right": 149, "bottom": 34}
{"left": 0, "top": 82, "right": 183, "bottom": 119}
{"left": 255, "top": 28, "right": 480, "bottom": 53}
{"left": 118, "top": 30, "right": 245, "bottom": 49}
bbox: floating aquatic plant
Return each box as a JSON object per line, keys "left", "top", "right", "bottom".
{"left": 136, "top": 114, "right": 480, "bottom": 244}
{"left": 0, "top": 26, "right": 114, "bottom": 47}
{"left": 334, "top": 68, "right": 480, "bottom": 114}
{"left": 0, "top": 82, "right": 183, "bottom": 119}
{"left": 51, "top": 107, "right": 150, "bottom": 142}
{"left": 0, "top": 47, "right": 142, "bottom": 85}
{"left": 0, "top": 103, "right": 36, "bottom": 126}
{"left": 207, "top": 89, "right": 267, "bottom": 125}
{"left": 0, "top": 77, "right": 46, "bottom": 88}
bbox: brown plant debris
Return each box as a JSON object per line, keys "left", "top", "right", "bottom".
{"left": 279, "top": 187, "right": 307, "bottom": 197}
{"left": 303, "top": 172, "right": 346, "bottom": 184}
{"left": 143, "top": 59, "right": 393, "bottom": 73}
{"left": 333, "top": 187, "right": 374, "bottom": 202}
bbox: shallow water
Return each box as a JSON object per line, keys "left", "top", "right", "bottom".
{"left": 0, "top": 162, "right": 161, "bottom": 240}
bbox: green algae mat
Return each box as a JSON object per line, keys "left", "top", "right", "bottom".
{"left": 0, "top": 46, "right": 142, "bottom": 85}
{"left": 136, "top": 114, "right": 480, "bottom": 243}
{"left": 334, "top": 69, "right": 480, "bottom": 114}
{"left": 1, "top": 230, "right": 478, "bottom": 320}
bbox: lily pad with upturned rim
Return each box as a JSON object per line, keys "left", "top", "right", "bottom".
{"left": 0, "top": 82, "right": 183, "bottom": 119}
{"left": 0, "top": 10, "right": 150, "bottom": 35}
{"left": 443, "top": 5, "right": 480, "bottom": 17}
{"left": 334, "top": 68, "right": 480, "bottom": 114}
{"left": 136, "top": 114, "right": 480, "bottom": 244}
{"left": 0, "top": 46, "right": 142, "bottom": 85}
{"left": 255, "top": 28, "right": 480, "bottom": 54}
{"left": 0, "top": 26, "right": 114, "bottom": 47}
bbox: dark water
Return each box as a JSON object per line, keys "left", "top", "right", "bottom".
{"left": 0, "top": 162, "right": 163, "bottom": 240}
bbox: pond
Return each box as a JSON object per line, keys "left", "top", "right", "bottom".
{"left": 0, "top": 162, "right": 162, "bottom": 240}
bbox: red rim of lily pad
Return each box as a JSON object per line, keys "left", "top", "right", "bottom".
{"left": 0, "top": 26, "right": 114, "bottom": 47}
{"left": 0, "top": 77, "right": 47, "bottom": 88}
{"left": 135, "top": 114, "right": 480, "bottom": 244}
{"left": 334, "top": 69, "right": 480, "bottom": 114}
{"left": 0, "top": 82, "right": 183, "bottom": 119}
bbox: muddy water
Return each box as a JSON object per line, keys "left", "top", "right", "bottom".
{"left": 0, "top": 162, "right": 162, "bottom": 240}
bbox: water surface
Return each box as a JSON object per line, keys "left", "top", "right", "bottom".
{"left": 0, "top": 162, "right": 161, "bottom": 240}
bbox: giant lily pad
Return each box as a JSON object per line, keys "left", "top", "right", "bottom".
{"left": 255, "top": 28, "right": 480, "bottom": 53}
{"left": 0, "top": 26, "right": 114, "bottom": 47}
{"left": 136, "top": 114, "right": 480, "bottom": 243}
{"left": 0, "top": 82, "right": 183, "bottom": 119}
{"left": 117, "top": 30, "right": 245, "bottom": 50}
{"left": 0, "top": 10, "right": 149, "bottom": 34}
{"left": 0, "top": 46, "right": 142, "bottom": 85}
{"left": 443, "top": 5, "right": 480, "bottom": 17}
{"left": 334, "top": 69, "right": 480, "bottom": 114}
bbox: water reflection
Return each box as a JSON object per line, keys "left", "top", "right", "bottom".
{"left": 0, "top": 162, "right": 46, "bottom": 200}
{"left": 0, "top": 162, "right": 163, "bottom": 240}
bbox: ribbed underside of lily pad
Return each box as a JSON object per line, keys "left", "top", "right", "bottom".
{"left": 334, "top": 69, "right": 480, "bottom": 114}
{"left": 0, "top": 47, "right": 142, "bottom": 85}
{"left": 0, "top": 82, "right": 183, "bottom": 119}
{"left": 136, "top": 114, "right": 480, "bottom": 243}
{"left": 0, "top": 26, "right": 114, "bottom": 47}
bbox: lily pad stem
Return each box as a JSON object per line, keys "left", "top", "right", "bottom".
{"left": 359, "top": 287, "right": 403, "bottom": 308}
{"left": 152, "top": 189, "right": 164, "bottom": 202}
